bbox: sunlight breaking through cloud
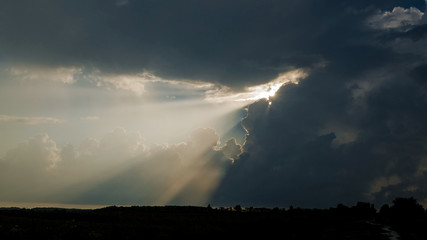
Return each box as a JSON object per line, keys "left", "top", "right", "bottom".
{"left": 7, "top": 66, "right": 82, "bottom": 84}
{"left": 84, "top": 68, "right": 308, "bottom": 104}
{"left": 204, "top": 69, "right": 308, "bottom": 103}
{"left": 0, "top": 128, "right": 237, "bottom": 206}
{"left": 92, "top": 71, "right": 216, "bottom": 98}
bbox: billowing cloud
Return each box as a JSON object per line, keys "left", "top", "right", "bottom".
{"left": 0, "top": 128, "right": 239, "bottom": 206}
{"left": 368, "top": 7, "right": 424, "bottom": 29}
{"left": 213, "top": 67, "right": 427, "bottom": 207}
{"left": 211, "top": 2, "right": 427, "bottom": 208}
{"left": 0, "top": 134, "right": 60, "bottom": 202}
{"left": 220, "top": 138, "right": 242, "bottom": 161}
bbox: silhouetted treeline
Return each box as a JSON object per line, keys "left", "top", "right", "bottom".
{"left": 0, "top": 197, "right": 425, "bottom": 239}
{"left": 377, "top": 197, "right": 426, "bottom": 240}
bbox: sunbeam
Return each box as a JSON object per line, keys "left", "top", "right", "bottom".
{"left": 205, "top": 69, "right": 308, "bottom": 103}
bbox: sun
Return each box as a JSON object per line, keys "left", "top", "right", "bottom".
{"left": 204, "top": 69, "right": 308, "bottom": 103}
{"left": 247, "top": 82, "right": 284, "bottom": 101}
{"left": 247, "top": 69, "right": 307, "bottom": 101}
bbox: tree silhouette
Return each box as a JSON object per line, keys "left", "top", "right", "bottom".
{"left": 379, "top": 204, "right": 390, "bottom": 216}
{"left": 382, "top": 197, "right": 427, "bottom": 240}
{"left": 390, "top": 197, "right": 424, "bottom": 218}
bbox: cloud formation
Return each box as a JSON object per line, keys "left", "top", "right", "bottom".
{"left": 7, "top": 66, "right": 82, "bottom": 84}
{"left": 213, "top": 69, "right": 427, "bottom": 207}
{"left": 0, "top": 128, "right": 238, "bottom": 206}
{"left": 1, "top": 0, "right": 427, "bottom": 209}
{"left": 1, "top": 0, "right": 416, "bottom": 90}
{"left": 368, "top": 7, "right": 424, "bottom": 29}
{"left": 211, "top": 1, "right": 427, "bottom": 208}
{"left": 205, "top": 69, "right": 308, "bottom": 103}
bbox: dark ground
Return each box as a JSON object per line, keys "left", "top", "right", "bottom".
{"left": 0, "top": 198, "right": 425, "bottom": 239}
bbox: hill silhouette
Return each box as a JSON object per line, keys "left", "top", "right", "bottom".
{"left": 0, "top": 197, "right": 425, "bottom": 239}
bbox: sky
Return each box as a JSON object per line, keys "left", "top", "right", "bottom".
{"left": 1, "top": 0, "right": 427, "bottom": 209}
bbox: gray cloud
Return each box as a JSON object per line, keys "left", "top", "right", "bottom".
{"left": 211, "top": 1, "right": 427, "bottom": 208}
{"left": 213, "top": 65, "right": 427, "bottom": 207}
{"left": 221, "top": 138, "right": 243, "bottom": 161}
{"left": 368, "top": 6, "right": 424, "bottom": 29}
{"left": 1, "top": 0, "right": 419, "bottom": 89}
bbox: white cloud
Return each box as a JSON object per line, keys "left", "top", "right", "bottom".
{"left": 189, "top": 128, "right": 220, "bottom": 152}
{"left": 368, "top": 6, "right": 424, "bottom": 30}
{"left": 8, "top": 66, "right": 82, "bottom": 84}
{"left": 0, "top": 127, "right": 239, "bottom": 205}
{"left": 77, "top": 137, "right": 100, "bottom": 156}
{"left": 93, "top": 71, "right": 216, "bottom": 98}
{"left": 98, "top": 127, "right": 145, "bottom": 158}
{"left": 0, "top": 115, "right": 63, "bottom": 125}
{"left": 8, "top": 134, "right": 60, "bottom": 169}
{"left": 0, "top": 134, "right": 60, "bottom": 201}
{"left": 99, "top": 74, "right": 146, "bottom": 96}
{"left": 88, "top": 69, "right": 307, "bottom": 104}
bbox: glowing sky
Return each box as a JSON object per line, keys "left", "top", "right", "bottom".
{"left": 1, "top": 0, "right": 427, "bottom": 208}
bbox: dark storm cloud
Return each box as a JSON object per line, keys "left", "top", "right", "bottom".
{"left": 212, "top": 66, "right": 427, "bottom": 208}
{"left": 379, "top": 24, "right": 427, "bottom": 42}
{"left": 210, "top": 1, "right": 427, "bottom": 208}
{"left": 0, "top": 0, "right": 418, "bottom": 89}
